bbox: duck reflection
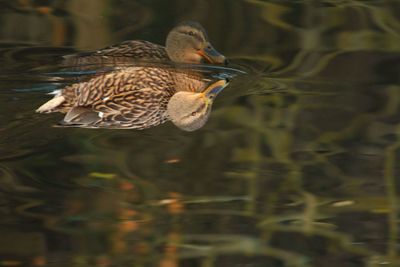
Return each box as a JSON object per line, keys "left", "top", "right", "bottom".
{"left": 63, "top": 21, "right": 227, "bottom": 66}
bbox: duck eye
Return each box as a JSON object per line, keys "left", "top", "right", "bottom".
{"left": 187, "top": 31, "right": 195, "bottom": 36}
{"left": 191, "top": 111, "right": 197, "bottom": 116}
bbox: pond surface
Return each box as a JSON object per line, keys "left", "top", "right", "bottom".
{"left": 0, "top": 0, "right": 400, "bottom": 266}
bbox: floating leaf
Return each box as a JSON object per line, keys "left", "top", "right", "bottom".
{"left": 89, "top": 172, "right": 116, "bottom": 179}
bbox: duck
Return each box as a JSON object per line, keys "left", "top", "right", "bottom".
{"left": 37, "top": 21, "right": 229, "bottom": 131}
{"left": 36, "top": 67, "right": 228, "bottom": 131}
{"left": 63, "top": 21, "right": 227, "bottom": 66}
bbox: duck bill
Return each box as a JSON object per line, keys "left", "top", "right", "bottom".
{"left": 204, "top": 79, "right": 228, "bottom": 97}
{"left": 197, "top": 43, "right": 226, "bottom": 64}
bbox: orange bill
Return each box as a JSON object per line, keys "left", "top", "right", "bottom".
{"left": 203, "top": 79, "right": 229, "bottom": 97}
{"left": 197, "top": 43, "right": 227, "bottom": 64}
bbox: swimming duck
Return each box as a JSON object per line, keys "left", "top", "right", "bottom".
{"left": 63, "top": 21, "right": 227, "bottom": 66}
{"left": 36, "top": 67, "right": 228, "bottom": 131}
{"left": 37, "top": 21, "right": 229, "bottom": 131}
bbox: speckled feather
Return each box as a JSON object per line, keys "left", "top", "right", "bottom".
{"left": 63, "top": 41, "right": 169, "bottom": 66}
{"left": 38, "top": 21, "right": 227, "bottom": 130}
{"left": 54, "top": 67, "right": 209, "bottom": 129}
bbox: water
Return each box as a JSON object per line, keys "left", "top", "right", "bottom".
{"left": 0, "top": 0, "right": 400, "bottom": 266}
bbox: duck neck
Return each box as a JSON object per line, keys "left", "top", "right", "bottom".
{"left": 173, "top": 72, "right": 207, "bottom": 93}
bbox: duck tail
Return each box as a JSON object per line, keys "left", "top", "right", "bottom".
{"left": 36, "top": 95, "right": 66, "bottom": 113}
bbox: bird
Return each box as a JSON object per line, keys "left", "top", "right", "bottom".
{"left": 36, "top": 67, "right": 228, "bottom": 131}
{"left": 37, "top": 21, "right": 229, "bottom": 131}
{"left": 63, "top": 21, "right": 227, "bottom": 67}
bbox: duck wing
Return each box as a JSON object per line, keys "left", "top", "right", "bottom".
{"left": 59, "top": 88, "right": 170, "bottom": 129}
{"left": 63, "top": 40, "right": 169, "bottom": 68}
{"left": 59, "top": 107, "right": 101, "bottom": 126}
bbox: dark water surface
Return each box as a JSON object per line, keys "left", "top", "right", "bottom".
{"left": 1, "top": 0, "right": 400, "bottom": 266}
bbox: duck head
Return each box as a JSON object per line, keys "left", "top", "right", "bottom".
{"left": 167, "top": 79, "right": 228, "bottom": 131}
{"left": 166, "top": 21, "right": 228, "bottom": 65}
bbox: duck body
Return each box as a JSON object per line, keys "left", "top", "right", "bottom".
{"left": 37, "top": 21, "right": 229, "bottom": 131}
{"left": 37, "top": 67, "right": 218, "bottom": 130}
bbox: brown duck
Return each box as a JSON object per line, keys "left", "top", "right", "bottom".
{"left": 37, "top": 22, "right": 229, "bottom": 131}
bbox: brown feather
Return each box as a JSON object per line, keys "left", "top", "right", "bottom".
{"left": 63, "top": 41, "right": 169, "bottom": 68}
{"left": 45, "top": 66, "right": 211, "bottom": 129}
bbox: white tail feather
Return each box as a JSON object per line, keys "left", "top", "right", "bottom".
{"left": 36, "top": 96, "right": 65, "bottom": 113}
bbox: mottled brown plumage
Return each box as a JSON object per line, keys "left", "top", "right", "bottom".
{"left": 37, "top": 67, "right": 228, "bottom": 130}
{"left": 37, "top": 21, "right": 229, "bottom": 131}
